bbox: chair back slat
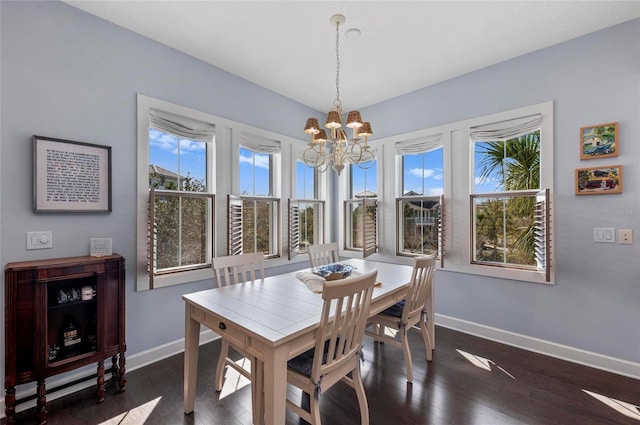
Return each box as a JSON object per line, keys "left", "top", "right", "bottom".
{"left": 311, "top": 270, "right": 377, "bottom": 380}
{"left": 403, "top": 254, "right": 437, "bottom": 320}
{"left": 307, "top": 242, "right": 339, "bottom": 268}
{"left": 212, "top": 252, "right": 265, "bottom": 287}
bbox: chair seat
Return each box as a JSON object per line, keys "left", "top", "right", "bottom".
{"left": 288, "top": 340, "right": 334, "bottom": 377}
{"left": 380, "top": 300, "right": 405, "bottom": 318}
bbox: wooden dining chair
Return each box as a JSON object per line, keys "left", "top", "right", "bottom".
{"left": 286, "top": 269, "right": 377, "bottom": 425}
{"left": 307, "top": 242, "right": 339, "bottom": 268}
{"left": 367, "top": 254, "right": 437, "bottom": 382}
{"left": 211, "top": 252, "right": 264, "bottom": 403}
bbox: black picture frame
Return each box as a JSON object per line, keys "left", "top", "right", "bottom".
{"left": 33, "top": 136, "right": 112, "bottom": 212}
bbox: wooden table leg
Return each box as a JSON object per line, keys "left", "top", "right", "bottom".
{"left": 184, "top": 304, "right": 201, "bottom": 414}
{"left": 262, "top": 346, "right": 288, "bottom": 425}
{"left": 250, "top": 357, "right": 264, "bottom": 425}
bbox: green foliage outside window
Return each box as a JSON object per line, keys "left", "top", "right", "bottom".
{"left": 150, "top": 173, "right": 208, "bottom": 271}
{"left": 474, "top": 131, "right": 540, "bottom": 266}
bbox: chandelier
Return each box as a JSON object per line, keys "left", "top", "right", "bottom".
{"left": 303, "top": 14, "right": 375, "bottom": 175}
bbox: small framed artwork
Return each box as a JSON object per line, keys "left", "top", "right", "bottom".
{"left": 580, "top": 122, "right": 618, "bottom": 159}
{"left": 33, "top": 136, "right": 112, "bottom": 212}
{"left": 575, "top": 165, "right": 622, "bottom": 195}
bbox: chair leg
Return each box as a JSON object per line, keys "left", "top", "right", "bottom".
{"left": 375, "top": 323, "right": 383, "bottom": 343}
{"left": 310, "top": 392, "right": 322, "bottom": 425}
{"left": 215, "top": 339, "right": 229, "bottom": 391}
{"left": 400, "top": 329, "right": 413, "bottom": 383}
{"left": 353, "top": 366, "right": 369, "bottom": 425}
{"left": 420, "top": 319, "right": 433, "bottom": 362}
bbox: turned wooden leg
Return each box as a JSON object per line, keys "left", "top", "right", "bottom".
{"left": 37, "top": 379, "right": 47, "bottom": 424}
{"left": 111, "top": 355, "right": 119, "bottom": 381}
{"left": 96, "top": 361, "right": 105, "bottom": 403}
{"left": 118, "top": 352, "right": 127, "bottom": 392}
{"left": 5, "top": 387, "right": 16, "bottom": 423}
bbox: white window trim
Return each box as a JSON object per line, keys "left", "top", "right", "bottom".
{"left": 338, "top": 144, "right": 385, "bottom": 260}
{"left": 137, "top": 94, "right": 310, "bottom": 290}
{"left": 375, "top": 101, "right": 554, "bottom": 283}
{"left": 291, "top": 144, "right": 331, "bottom": 245}
{"left": 137, "top": 94, "right": 219, "bottom": 290}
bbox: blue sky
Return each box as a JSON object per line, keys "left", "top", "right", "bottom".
{"left": 150, "top": 129, "right": 499, "bottom": 195}
{"left": 149, "top": 129, "right": 206, "bottom": 182}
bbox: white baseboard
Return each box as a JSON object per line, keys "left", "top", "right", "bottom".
{"left": 3, "top": 318, "right": 638, "bottom": 419}
{"left": 0, "top": 329, "right": 219, "bottom": 419}
{"left": 435, "top": 313, "right": 640, "bottom": 380}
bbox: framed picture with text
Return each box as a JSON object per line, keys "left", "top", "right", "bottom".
{"left": 33, "top": 136, "right": 112, "bottom": 212}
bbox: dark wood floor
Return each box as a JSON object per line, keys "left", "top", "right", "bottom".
{"left": 4, "top": 326, "right": 638, "bottom": 425}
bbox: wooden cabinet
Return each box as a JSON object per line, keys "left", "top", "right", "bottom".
{"left": 4, "top": 254, "right": 126, "bottom": 424}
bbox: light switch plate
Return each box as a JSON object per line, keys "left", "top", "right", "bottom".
{"left": 594, "top": 228, "right": 616, "bottom": 243}
{"left": 27, "top": 231, "right": 53, "bottom": 250}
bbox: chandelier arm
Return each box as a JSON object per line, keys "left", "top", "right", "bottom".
{"left": 355, "top": 149, "right": 376, "bottom": 169}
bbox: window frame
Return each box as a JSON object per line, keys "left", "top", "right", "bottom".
{"left": 137, "top": 95, "right": 217, "bottom": 290}
{"left": 376, "top": 101, "right": 554, "bottom": 284}
{"left": 290, "top": 144, "right": 330, "bottom": 256}
{"left": 234, "top": 136, "right": 281, "bottom": 259}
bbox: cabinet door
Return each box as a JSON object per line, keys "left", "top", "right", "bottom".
{"left": 101, "top": 263, "right": 121, "bottom": 351}
{"left": 44, "top": 273, "right": 99, "bottom": 366}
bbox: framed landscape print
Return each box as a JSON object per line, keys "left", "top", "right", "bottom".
{"left": 575, "top": 165, "right": 622, "bottom": 195}
{"left": 33, "top": 136, "right": 112, "bottom": 212}
{"left": 580, "top": 122, "right": 618, "bottom": 159}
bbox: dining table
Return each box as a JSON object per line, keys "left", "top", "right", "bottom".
{"left": 182, "top": 258, "right": 417, "bottom": 425}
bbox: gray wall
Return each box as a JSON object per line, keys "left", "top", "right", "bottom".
{"left": 1, "top": 0, "right": 638, "bottom": 397}
{"left": 361, "top": 18, "right": 640, "bottom": 363}
{"left": 0, "top": 0, "right": 317, "bottom": 368}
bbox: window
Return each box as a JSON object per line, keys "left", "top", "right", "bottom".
{"left": 374, "top": 101, "right": 553, "bottom": 284}
{"left": 472, "top": 125, "right": 540, "bottom": 268}
{"left": 228, "top": 135, "right": 280, "bottom": 258}
{"left": 148, "top": 127, "right": 214, "bottom": 276}
{"left": 137, "top": 95, "right": 216, "bottom": 290}
{"left": 464, "top": 105, "right": 553, "bottom": 283}
{"left": 396, "top": 135, "right": 445, "bottom": 260}
{"left": 345, "top": 160, "right": 378, "bottom": 256}
{"left": 289, "top": 160, "right": 325, "bottom": 259}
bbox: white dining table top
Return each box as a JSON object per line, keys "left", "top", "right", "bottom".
{"left": 182, "top": 258, "right": 413, "bottom": 348}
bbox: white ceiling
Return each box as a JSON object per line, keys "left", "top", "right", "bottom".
{"left": 63, "top": 1, "right": 639, "bottom": 112}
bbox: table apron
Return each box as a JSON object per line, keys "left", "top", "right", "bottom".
{"left": 189, "top": 305, "right": 318, "bottom": 361}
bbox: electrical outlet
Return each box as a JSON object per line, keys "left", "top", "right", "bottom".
{"left": 619, "top": 229, "right": 633, "bottom": 244}
{"left": 27, "top": 231, "right": 52, "bottom": 250}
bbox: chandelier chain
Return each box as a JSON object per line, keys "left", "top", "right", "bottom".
{"left": 334, "top": 18, "right": 341, "bottom": 111}
{"left": 302, "top": 13, "right": 375, "bottom": 176}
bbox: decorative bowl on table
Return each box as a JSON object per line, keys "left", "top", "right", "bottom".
{"left": 312, "top": 264, "right": 354, "bottom": 281}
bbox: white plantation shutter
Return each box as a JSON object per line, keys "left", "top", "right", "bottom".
{"left": 227, "top": 195, "right": 243, "bottom": 256}
{"left": 534, "top": 189, "right": 551, "bottom": 282}
{"left": 288, "top": 199, "right": 300, "bottom": 260}
{"left": 438, "top": 194, "right": 445, "bottom": 268}
{"left": 362, "top": 198, "right": 378, "bottom": 258}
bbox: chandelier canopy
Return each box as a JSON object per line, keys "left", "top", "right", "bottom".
{"left": 303, "top": 14, "right": 375, "bottom": 175}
